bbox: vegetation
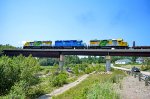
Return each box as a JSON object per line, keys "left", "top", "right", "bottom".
{"left": 0, "top": 47, "right": 129, "bottom": 99}
{"left": 50, "top": 72, "right": 68, "bottom": 87}
{"left": 65, "top": 55, "right": 106, "bottom": 65}
{"left": 115, "top": 64, "right": 142, "bottom": 69}
{"left": 114, "top": 57, "right": 150, "bottom": 71}
{"left": 53, "top": 70, "right": 126, "bottom": 99}
{"left": 0, "top": 54, "right": 107, "bottom": 98}
{"left": 111, "top": 56, "right": 138, "bottom": 63}
{"left": 39, "top": 58, "right": 58, "bottom": 66}
{"left": 0, "top": 55, "right": 40, "bottom": 98}
{"left": 0, "top": 44, "right": 16, "bottom": 54}
{"left": 141, "top": 58, "right": 150, "bottom": 71}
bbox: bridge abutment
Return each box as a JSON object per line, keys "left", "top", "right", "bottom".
{"left": 105, "top": 55, "right": 111, "bottom": 72}
{"left": 59, "top": 54, "right": 64, "bottom": 71}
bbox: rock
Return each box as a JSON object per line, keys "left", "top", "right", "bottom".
{"left": 135, "top": 90, "right": 138, "bottom": 93}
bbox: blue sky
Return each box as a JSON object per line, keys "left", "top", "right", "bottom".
{"left": 0, "top": 0, "right": 150, "bottom": 47}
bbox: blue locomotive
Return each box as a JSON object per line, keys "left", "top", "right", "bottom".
{"left": 54, "top": 40, "right": 86, "bottom": 49}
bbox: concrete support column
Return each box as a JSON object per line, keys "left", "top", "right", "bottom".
{"left": 105, "top": 55, "right": 111, "bottom": 72}
{"left": 59, "top": 54, "right": 64, "bottom": 71}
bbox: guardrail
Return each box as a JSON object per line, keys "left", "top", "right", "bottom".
{"left": 129, "top": 71, "right": 150, "bottom": 86}
{"left": 112, "top": 66, "right": 150, "bottom": 86}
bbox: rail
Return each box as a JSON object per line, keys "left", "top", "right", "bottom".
{"left": 112, "top": 66, "right": 150, "bottom": 86}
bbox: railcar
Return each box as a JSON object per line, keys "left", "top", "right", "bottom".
{"left": 132, "top": 46, "right": 150, "bottom": 49}
{"left": 23, "top": 41, "right": 52, "bottom": 49}
{"left": 132, "top": 41, "right": 150, "bottom": 49}
{"left": 54, "top": 40, "right": 86, "bottom": 49}
{"left": 89, "top": 39, "right": 129, "bottom": 49}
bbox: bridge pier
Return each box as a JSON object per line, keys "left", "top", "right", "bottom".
{"left": 105, "top": 55, "right": 111, "bottom": 72}
{"left": 59, "top": 54, "right": 64, "bottom": 71}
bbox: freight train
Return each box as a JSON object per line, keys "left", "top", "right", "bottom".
{"left": 23, "top": 39, "right": 150, "bottom": 49}
{"left": 23, "top": 39, "right": 129, "bottom": 49}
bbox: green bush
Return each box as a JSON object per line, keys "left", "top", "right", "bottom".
{"left": 8, "top": 80, "right": 26, "bottom": 99}
{"left": 51, "top": 72, "right": 68, "bottom": 87}
{"left": 72, "top": 66, "right": 79, "bottom": 75}
{"left": 141, "top": 65, "right": 150, "bottom": 71}
{"left": 109, "top": 70, "right": 126, "bottom": 83}
{"left": 79, "top": 63, "right": 88, "bottom": 72}
{"left": 85, "top": 67, "right": 92, "bottom": 74}
{"left": 26, "top": 85, "right": 45, "bottom": 98}
{"left": 0, "top": 56, "right": 20, "bottom": 94}
{"left": 94, "top": 64, "right": 105, "bottom": 72}
{"left": 0, "top": 55, "right": 40, "bottom": 96}
{"left": 141, "top": 58, "right": 150, "bottom": 71}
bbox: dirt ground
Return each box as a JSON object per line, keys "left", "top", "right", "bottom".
{"left": 119, "top": 76, "right": 150, "bottom": 99}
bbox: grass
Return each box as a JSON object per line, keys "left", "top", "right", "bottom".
{"left": 114, "top": 64, "right": 142, "bottom": 69}
{"left": 53, "top": 70, "right": 126, "bottom": 99}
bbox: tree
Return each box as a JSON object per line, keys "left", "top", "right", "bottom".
{"left": 0, "top": 44, "right": 16, "bottom": 55}
{"left": 131, "top": 57, "right": 137, "bottom": 63}
{"left": 0, "top": 55, "right": 40, "bottom": 95}
{"left": 98, "top": 57, "right": 105, "bottom": 63}
{"left": 65, "top": 55, "right": 81, "bottom": 65}
{"left": 39, "top": 58, "right": 59, "bottom": 66}
{"left": 141, "top": 58, "right": 150, "bottom": 70}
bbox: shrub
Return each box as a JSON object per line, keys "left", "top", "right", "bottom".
{"left": 141, "top": 65, "right": 150, "bottom": 71}
{"left": 85, "top": 68, "right": 92, "bottom": 74}
{"left": 0, "top": 56, "right": 20, "bottom": 94}
{"left": 51, "top": 72, "right": 68, "bottom": 87}
{"left": 94, "top": 64, "right": 105, "bottom": 72}
{"left": 26, "top": 85, "right": 45, "bottom": 98}
{"left": 79, "top": 63, "right": 88, "bottom": 72}
{"left": 72, "top": 66, "right": 79, "bottom": 75}
{"left": 0, "top": 55, "right": 40, "bottom": 95}
{"left": 109, "top": 70, "right": 126, "bottom": 83}
{"left": 8, "top": 80, "right": 26, "bottom": 99}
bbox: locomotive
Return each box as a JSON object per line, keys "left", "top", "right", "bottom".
{"left": 89, "top": 39, "right": 128, "bottom": 49}
{"left": 23, "top": 41, "right": 52, "bottom": 49}
{"left": 23, "top": 38, "right": 130, "bottom": 49}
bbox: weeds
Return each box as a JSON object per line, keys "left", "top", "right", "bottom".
{"left": 53, "top": 70, "right": 126, "bottom": 99}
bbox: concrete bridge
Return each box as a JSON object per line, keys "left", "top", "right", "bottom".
{"left": 2, "top": 49, "right": 150, "bottom": 72}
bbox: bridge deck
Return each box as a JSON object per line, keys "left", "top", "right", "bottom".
{"left": 2, "top": 49, "right": 150, "bottom": 57}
